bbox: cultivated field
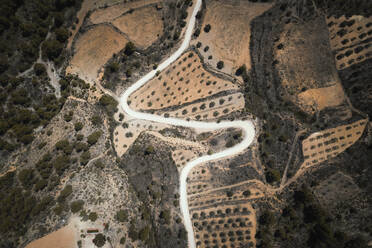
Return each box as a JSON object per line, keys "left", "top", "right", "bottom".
{"left": 327, "top": 15, "right": 372, "bottom": 70}
{"left": 128, "top": 51, "right": 239, "bottom": 112}
{"left": 301, "top": 119, "right": 367, "bottom": 168}
{"left": 67, "top": 25, "right": 128, "bottom": 83}
{"left": 190, "top": 202, "right": 256, "bottom": 248}
{"left": 195, "top": 0, "right": 273, "bottom": 74}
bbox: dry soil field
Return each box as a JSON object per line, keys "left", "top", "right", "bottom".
{"left": 67, "top": 25, "right": 128, "bottom": 83}
{"left": 195, "top": 0, "right": 273, "bottom": 74}
{"left": 25, "top": 224, "right": 76, "bottom": 248}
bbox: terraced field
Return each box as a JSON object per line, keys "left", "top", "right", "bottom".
{"left": 301, "top": 119, "right": 367, "bottom": 168}
{"left": 128, "top": 51, "right": 243, "bottom": 121}
{"left": 327, "top": 15, "right": 372, "bottom": 70}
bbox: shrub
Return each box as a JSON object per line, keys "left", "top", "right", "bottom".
{"left": 18, "top": 168, "right": 36, "bottom": 187}
{"left": 70, "top": 200, "right": 84, "bottom": 213}
{"left": 217, "top": 61, "right": 224, "bottom": 69}
{"left": 89, "top": 212, "right": 98, "bottom": 222}
{"left": 139, "top": 226, "right": 150, "bottom": 241}
{"left": 116, "top": 210, "right": 128, "bottom": 222}
{"left": 34, "top": 63, "right": 46, "bottom": 76}
{"left": 91, "top": 115, "right": 102, "bottom": 126}
{"left": 55, "top": 27, "right": 69, "bottom": 42}
{"left": 120, "top": 237, "right": 126, "bottom": 244}
{"left": 42, "top": 39, "right": 63, "bottom": 60}
{"left": 204, "top": 24, "right": 211, "bottom": 33}
{"left": 80, "top": 151, "right": 91, "bottom": 165}
{"left": 124, "top": 42, "right": 136, "bottom": 56}
{"left": 58, "top": 185, "right": 72, "bottom": 202}
{"left": 265, "top": 169, "right": 281, "bottom": 183}
{"left": 87, "top": 131, "right": 102, "bottom": 145}
{"left": 92, "top": 233, "right": 106, "bottom": 247}
{"left": 74, "top": 122, "right": 83, "bottom": 131}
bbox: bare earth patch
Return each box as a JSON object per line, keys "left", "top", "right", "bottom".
{"left": 297, "top": 83, "right": 345, "bottom": 112}
{"left": 112, "top": 5, "right": 163, "bottom": 48}
{"left": 196, "top": 0, "right": 273, "bottom": 74}
{"left": 25, "top": 223, "right": 76, "bottom": 248}
{"left": 66, "top": 25, "right": 128, "bottom": 83}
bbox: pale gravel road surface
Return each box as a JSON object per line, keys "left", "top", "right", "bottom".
{"left": 119, "top": 0, "right": 256, "bottom": 247}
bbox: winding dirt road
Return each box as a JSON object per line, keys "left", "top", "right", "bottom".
{"left": 119, "top": 1, "right": 256, "bottom": 247}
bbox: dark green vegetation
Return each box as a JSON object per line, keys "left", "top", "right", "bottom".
{"left": 256, "top": 187, "right": 369, "bottom": 248}
{"left": 248, "top": 1, "right": 372, "bottom": 247}
{"left": 120, "top": 134, "right": 187, "bottom": 247}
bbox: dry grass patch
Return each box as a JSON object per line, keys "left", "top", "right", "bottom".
{"left": 128, "top": 51, "right": 238, "bottom": 110}
{"left": 301, "top": 119, "right": 367, "bottom": 168}
{"left": 195, "top": 0, "right": 272, "bottom": 74}
{"left": 67, "top": 25, "right": 128, "bottom": 83}
{"left": 112, "top": 5, "right": 163, "bottom": 48}
{"left": 327, "top": 15, "right": 372, "bottom": 70}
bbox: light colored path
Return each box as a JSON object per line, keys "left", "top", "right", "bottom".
{"left": 118, "top": 0, "right": 255, "bottom": 247}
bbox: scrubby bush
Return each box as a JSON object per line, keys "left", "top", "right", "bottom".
{"left": 80, "top": 151, "right": 91, "bottom": 165}
{"left": 124, "top": 42, "right": 136, "bottom": 56}
{"left": 87, "top": 131, "right": 102, "bottom": 145}
{"left": 204, "top": 24, "right": 211, "bottom": 33}
{"left": 74, "top": 122, "right": 83, "bottom": 131}
{"left": 58, "top": 185, "right": 72, "bottom": 202}
{"left": 70, "top": 200, "right": 84, "bottom": 213}
{"left": 42, "top": 39, "right": 63, "bottom": 60}
{"left": 93, "top": 233, "right": 106, "bottom": 247}
{"left": 217, "top": 61, "right": 224, "bottom": 69}
{"left": 34, "top": 63, "right": 46, "bottom": 76}
{"left": 116, "top": 210, "right": 128, "bottom": 222}
{"left": 89, "top": 212, "right": 98, "bottom": 222}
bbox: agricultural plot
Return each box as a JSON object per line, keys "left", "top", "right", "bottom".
{"left": 314, "top": 172, "right": 360, "bottom": 208}
{"left": 301, "top": 119, "right": 367, "bottom": 168}
{"left": 195, "top": 0, "right": 273, "bottom": 74}
{"left": 274, "top": 18, "right": 348, "bottom": 114}
{"left": 327, "top": 15, "right": 372, "bottom": 70}
{"left": 155, "top": 92, "right": 244, "bottom": 121}
{"left": 128, "top": 51, "right": 239, "bottom": 112}
{"left": 172, "top": 149, "right": 199, "bottom": 169}
{"left": 190, "top": 202, "right": 256, "bottom": 248}
{"left": 67, "top": 25, "right": 128, "bottom": 83}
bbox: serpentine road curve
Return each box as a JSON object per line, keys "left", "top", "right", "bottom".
{"left": 119, "top": 0, "right": 255, "bottom": 247}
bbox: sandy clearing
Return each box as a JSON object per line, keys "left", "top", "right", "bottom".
{"left": 297, "top": 83, "right": 346, "bottom": 112}
{"left": 128, "top": 51, "right": 238, "bottom": 111}
{"left": 66, "top": 25, "right": 128, "bottom": 83}
{"left": 89, "top": 0, "right": 160, "bottom": 24}
{"left": 112, "top": 5, "right": 163, "bottom": 48}
{"left": 195, "top": 0, "right": 273, "bottom": 74}
{"left": 25, "top": 223, "right": 76, "bottom": 248}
